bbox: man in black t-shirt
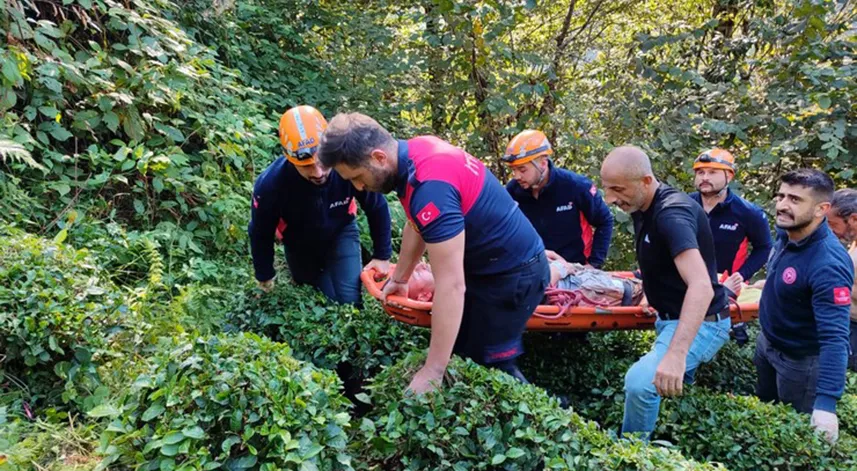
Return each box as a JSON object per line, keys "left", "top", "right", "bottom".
{"left": 600, "top": 146, "right": 732, "bottom": 439}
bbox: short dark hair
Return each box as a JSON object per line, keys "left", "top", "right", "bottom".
{"left": 318, "top": 112, "right": 395, "bottom": 168}
{"left": 832, "top": 188, "right": 857, "bottom": 218}
{"left": 779, "top": 168, "right": 834, "bottom": 202}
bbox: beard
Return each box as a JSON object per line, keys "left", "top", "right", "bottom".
{"left": 775, "top": 210, "right": 814, "bottom": 231}
{"left": 367, "top": 165, "right": 398, "bottom": 194}
{"left": 696, "top": 180, "right": 727, "bottom": 197}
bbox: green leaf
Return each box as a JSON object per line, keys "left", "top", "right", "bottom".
{"left": 154, "top": 123, "right": 185, "bottom": 142}
{"left": 103, "top": 111, "right": 120, "bottom": 132}
{"left": 87, "top": 404, "right": 120, "bottom": 418}
{"left": 49, "top": 125, "right": 73, "bottom": 142}
{"left": 39, "top": 106, "right": 59, "bottom": 118}
{"left": 123, "top": 108, "right": 145, "bottom": 142}
{"left": 182, "top": 425, "right": 205, "bottom": 440}
{"left": 163, "top": 431, "right": 185, "bottom": 445}
{"left": 134, "top": 199, "right": 145, "bottom": 215}
{"left": 354, "top": 393, "right": 372, "bottom": 404}
{"left": 142, "top": 403, "right": 165, "bottom": 421}
{"left": 160, "top": 443, "right": 180, "bottom": 457}
{"left": 491, "top": 454, "right": 506, "bottom": 465}
{"left": 816, "top": 95, "right": 832, "bottom": 110}
{"left": 53, "top": 229, "right": 68, "bottom": 244}
{"left": 506, "top": 447, "right": 525, "bottom": 459}
{"left": 2, "top": 57, "right": 22, "bottom": 85}
{"left": 153, "top": 177, "right": 164, "bottom": 193}
{"left": 222, "top": 436, "right": 241, "bottom": 454}
{"left": 234, "top": 456, "right": 257, "bottom": 469}
{"left": 300, "top": 463, "right": 318, "bottom": 471}
{"left": 53, "top": 183, "right": 71, "bottom": 196}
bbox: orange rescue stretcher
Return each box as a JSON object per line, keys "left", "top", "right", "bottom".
{"left": 360, "top": 267, "right": 760, "bottom": 332}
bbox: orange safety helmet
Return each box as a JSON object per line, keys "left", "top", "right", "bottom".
{"left": 279, "top": 105, "right": 328, "bottom": 166}
{"left": 693, "top": 148, "right": 736, "bottom": 174}
{"left": 502, "top": 130, "right": 554, "bottom": 166}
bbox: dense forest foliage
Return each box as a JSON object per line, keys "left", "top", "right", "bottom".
{"left": 1, "top": 0, "right": 856, "bottom": 469}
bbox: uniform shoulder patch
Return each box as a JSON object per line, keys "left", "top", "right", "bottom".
{"left": 834, "top": 287, "right": 851, "bottom": 305}
{"left": 416, "top": 202, "right": 441, "bottom": 226}
{"left": 590, "top": 184, "right": 597, "bottom": 196}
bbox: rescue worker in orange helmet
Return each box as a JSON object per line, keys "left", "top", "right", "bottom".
{"left": 503, "top": 130, "right": 614, "bottom": 269}
{"left": 248, "top": 105, "right": 392, "bottom": 304}
{"left": 689, "top": 148, "right": 773, "bottom": 345}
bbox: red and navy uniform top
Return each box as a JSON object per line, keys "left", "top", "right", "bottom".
{"left": 248, "top": 157, "right": 392, "bottom": 282}
{"left": 760, "top": 222, "right": 853, "bottom": 412}
{"left": 689, "top": 188, "right": 773, "bottom": 281}
{"left": 395, "top": 136, "right": 544, "bottom": 276}
{"left": 506, "top": 160, "right": 614, "bottom": 268}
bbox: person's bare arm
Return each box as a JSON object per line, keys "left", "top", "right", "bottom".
{"left": 391, "top": 222, "right": 427, "bottom": 282}
{"left": 653, "top": 248, "right": 714, "bottom": 397}
{"left": 406, "top": 231, "right": 466, "bottom": 394}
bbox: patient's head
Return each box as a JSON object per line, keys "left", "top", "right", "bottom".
{"left": 408, "top": 262, "right": 435, "bottom": 301}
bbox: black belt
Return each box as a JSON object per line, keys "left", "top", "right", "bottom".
{"left": 658, "top": 305, "right": 730, "bottom": 322}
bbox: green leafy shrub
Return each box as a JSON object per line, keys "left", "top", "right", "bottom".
{"left": 655, "top": 388, "right": 857, "bottom": 471}
{"left": 1, "top": 0, "right": 276, "bottom": 254}
{"left": 354, "top": 351, "right": 603, "bottom": 470}
{"left": 0, "top": 228, "right": 138, "bottom": 408}
{"left": 354, "top": 351, "right": 717, "bottom": 471}
{"left": 96, "top": 333, "right": 355, "bottom": 471}
{"left": 224, "top": 281, "right": 428, "bottom": 377}
{"left": 693, "top": 324, "right": 759, "bottom": 395}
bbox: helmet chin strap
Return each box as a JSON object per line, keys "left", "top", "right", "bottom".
{"left": 530, "top": 160, "right": 548, "bottom": 191}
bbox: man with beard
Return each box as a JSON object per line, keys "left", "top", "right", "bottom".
{"left": 503, "top": 130, "right": 614, "bottom": 268}
{"left": 689, "top": 148, "right": 773, "bottom": 345}
{"left": 689, "top": 149, "right": 772, "bottom": 293}
{"left": 317, "top": 112, "right": 550, "bottom": 394}
{"left": 248, "top": 105, "right": 392, "bottom": 305}
{"left": 600, "top": 146, "right": 732, "bottom": 439}
{"left": 753, "top": 169, "right": 852, "bottom": 443}
{"left": 827, "top": 188, "right": 857, "bottom": 372}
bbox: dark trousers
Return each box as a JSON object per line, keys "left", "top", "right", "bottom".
{"left": 849, "top": 320, "right": 857, "bottom": 372}
{"left": 453, "top": 252, "right": 550, "bottom": 375}
{"left": 754, "top": 331, "right": 820, "bottom": 414}
{"left": 285, "top": 223, "right": 362, "bottom": 306}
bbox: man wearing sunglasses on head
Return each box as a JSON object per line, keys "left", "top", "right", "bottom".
{"left": 689, "top": 148, "right": 773, "bottom": 345}
{"left": 248, "top": 105, "right": 393, "bottom": 305}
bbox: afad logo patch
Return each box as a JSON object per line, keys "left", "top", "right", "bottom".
{"left": 834, "top": 287, "right": 851, "bottom": 306}
{"left": 417, "top": 202, "right": 441, "bottom": 226}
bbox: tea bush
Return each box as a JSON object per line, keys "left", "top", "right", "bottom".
{"left": 354, "top": 351, "right": 718, "bottom": 471}
{"left": 96, "top": 333, "right": 355, "bottom": 471}
{"left": 224, "top": 281, "right": 428, "bottom": 377}
{"left": 655, "top": 388, "right": 857, "bottom": 471}
{"left": 0, "top": 228, "right": 139, "bottom": 409}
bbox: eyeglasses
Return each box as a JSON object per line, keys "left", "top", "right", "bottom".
{"left": 695, "top": 152, "right": 735, "bottom": 170}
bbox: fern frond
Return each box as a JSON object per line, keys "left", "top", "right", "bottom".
{"left": 0, "top": 139, "right": 45, "bottom": 171}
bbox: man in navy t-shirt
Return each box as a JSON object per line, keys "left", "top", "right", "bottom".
{"left": 502, "top": 130, "right": 614, "bottom": 268}
{"left": 248, "top": 106, "right": 392, "bottom": 305}
{"left": 600, "top": 146, "right": 731, "bottom": 439}
{"left": 318, "top": 112, "right": 550, "bottom": 395}
{"left": 754, "top": 170, "right": 852, "bottom": 443}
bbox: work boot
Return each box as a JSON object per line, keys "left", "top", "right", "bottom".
{"left": 732, "top": 322, "right": 749, "bottom": 346}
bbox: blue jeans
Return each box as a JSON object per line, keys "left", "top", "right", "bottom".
{"left": 622, "top": 316, "right": 731, "bottom": 438}
{"left": 285, "top": 223, "right": 362, "bottom": 305}
{"left": 753, "top": 330, "right": 819, "bottom": 414}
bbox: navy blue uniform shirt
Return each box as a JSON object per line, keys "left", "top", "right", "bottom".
{"left": 760, "top": 222, "right": 853, "bottom": 412}
{"left": 248, "top": 157, "right": 392, "bottom": 282}
{"left": 633, "top": 183, "right": 728, "bottom": 318}
{"left": 690, "top": 189, "right": 773, "bottom": 281}
{"left": 506, "top": 160, "right": 614, "bottom": 268}
{"left": 396, "top": 137, "right": 544, "bottom": 276}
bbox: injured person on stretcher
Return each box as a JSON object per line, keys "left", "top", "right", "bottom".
{"left": 404, "top": 253, "right": 645, "bottom": 310}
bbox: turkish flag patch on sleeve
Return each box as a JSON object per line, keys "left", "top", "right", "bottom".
{"left": 417, "top": 202, "right": 441, "bottom": 226}
{"left": 833, "top": 287, "right": 851, "bottom": 305}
